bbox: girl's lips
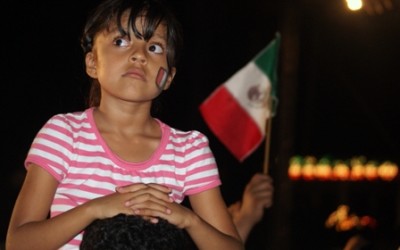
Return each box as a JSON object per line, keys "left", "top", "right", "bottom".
{"left": 123, "top": 68, "right": 146, "bottom": 80}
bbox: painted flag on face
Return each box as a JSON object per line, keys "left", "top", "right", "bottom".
{"left": 199, "top": 33, "right": 280, "bottom": 162}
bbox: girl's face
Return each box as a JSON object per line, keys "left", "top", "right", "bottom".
{"left": 85, "top": 12, "right": 175, "bottom": 105}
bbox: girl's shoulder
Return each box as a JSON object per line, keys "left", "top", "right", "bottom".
{"left": 49, "top": 108, "right": 91, "bottom": 121}
{"left": 158, "top": 119, "right": 211, "bottom": 146}
{"left": 44, "top": 108, "right": 93, "bottom": 130}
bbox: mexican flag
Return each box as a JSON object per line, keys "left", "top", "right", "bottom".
{"left": 199, "top": 33, "right": 280, "bottom": 162}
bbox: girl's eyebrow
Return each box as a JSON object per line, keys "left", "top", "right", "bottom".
{"left": 151, "top": 31, "right": 167, "bottom": 41}
{"left": 106, "top": 24, "right": 123, "bottom": 35}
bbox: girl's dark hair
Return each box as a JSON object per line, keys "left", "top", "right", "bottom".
{"left": 80, "top": 0, "right": 183, "bottom": 107}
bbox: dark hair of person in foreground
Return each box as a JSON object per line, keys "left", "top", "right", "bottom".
{"left": 80, "top": 214, "right": 192, "bottom": 250}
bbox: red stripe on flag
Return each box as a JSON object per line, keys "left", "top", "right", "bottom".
{"left": 199, "top": 85, "right": 263, "bottom": 162}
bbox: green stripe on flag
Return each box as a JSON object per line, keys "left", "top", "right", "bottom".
{"left": 254, "top": 32, "right": 281, "bottom": 116}
{"left": 254, "top": 32, "right": 280, "bottom": 98}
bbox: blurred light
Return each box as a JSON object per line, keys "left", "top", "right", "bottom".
{"left": 288, "top": 155, "right": 398, "bottom": 181}
{"left": 346, "top": 0, "right": 396, "bottom": 15}
{"left": 346, "top": 0, "right": 363, "bottom": 11}
{"left": 325, "top": 205, "right": 377, "bottom": 232}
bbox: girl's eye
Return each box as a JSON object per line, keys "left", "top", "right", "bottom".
{"left": 114, "top": 37, "right": 130, "bottom": 47}
{"left": 148, "top": 44, "right": 164, "bottom": 54}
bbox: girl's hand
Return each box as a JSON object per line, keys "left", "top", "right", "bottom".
{"left": 87, "top": 192, "right": 137, "bottom": 219}
{"left": 138, "top": 201, "right": 196, "bottom": 229}
{"left": 115, "top": 183, "right": 174, "bottom": 220}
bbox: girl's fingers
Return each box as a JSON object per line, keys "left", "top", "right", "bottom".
{"left": 116, "top": 183, "right": 173, "bottom": 202}
{"left": 133, "top": 207, "right": 172, "bottom": 217}
{"left": 124, "top": 193, "right": 173, "bottom": 215}
{"left": 125, "top": 193, "right": 169, "bottom": 207}
{"left": 116, "top": 183, "right": 147, "bottom": 193}
{"left": 130, "top": 201, "right": 172, "bottom": 218}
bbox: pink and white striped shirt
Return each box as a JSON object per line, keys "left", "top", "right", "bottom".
{"left": 25, "top": 107, "right": 221, "bottom": 249}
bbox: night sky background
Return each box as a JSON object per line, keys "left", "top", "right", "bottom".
{"left": 2, "top": 0, "right": 400, "bottom": 249}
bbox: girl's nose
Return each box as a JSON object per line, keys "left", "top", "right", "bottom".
{"left": 130, "top": 48, "right": 147, "bottom": 64}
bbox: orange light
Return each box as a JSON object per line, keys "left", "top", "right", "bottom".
{"left": 364, "top": 161, "right": 378, "bottom": 180}
{"left": 332, "top": 161, "right": 350, "bottom": 181}
{"left": 378, "top": 161, "right": 399, "bottom": 181}
{"left": 288, "top": 163, "right": 302, "bottom": 180}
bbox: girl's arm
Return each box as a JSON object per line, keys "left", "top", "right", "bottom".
{"left": 6, "top": 164, "right": 95, "bottom": 249}
{"left": 6, "top": 164, "right": 170, "bottom": 250}
{"left": 185, "top": 187, "right": 244, "bottom": 250}
{"left": 6, "top": 165, "right": 107, "bottom": 249}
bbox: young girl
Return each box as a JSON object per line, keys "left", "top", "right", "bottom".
{"left": 6, "top": 0, "right": 243, "bottom": 249}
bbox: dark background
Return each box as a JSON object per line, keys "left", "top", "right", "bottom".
{"left": 2, "top": 0, "right": 400, "bottom": 249}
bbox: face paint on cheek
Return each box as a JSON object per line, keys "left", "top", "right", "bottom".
{"left": 155, "top": 67, "right": 169, "bottom": 90}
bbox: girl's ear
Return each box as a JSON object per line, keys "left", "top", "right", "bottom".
{"left": 85, "top": 52, "right": 97, "bottom": 78}
{"left": 163, "top": 67, "right": 176, "bottom": 90}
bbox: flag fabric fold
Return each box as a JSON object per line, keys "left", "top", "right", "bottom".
{"left": 199, "top": 33, "right": 280, "bottom": 162}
